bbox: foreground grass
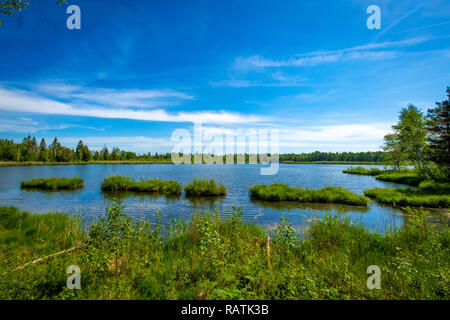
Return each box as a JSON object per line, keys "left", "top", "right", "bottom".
{"left": 250, "top": 183, "right": 369, "bottom": 206}
{"left": 0, "top": 207, "right": 84, "bottom": 273}
{"left": 364, "top": 181, "right": 450, "bottom": 208}
{"left": 184, "top": 179, "right": 227, "bottom": 196}
{"left": 21, "top": 176, "right": 84, "bottom": 190}
{"left": 101, "top": 175, "right": 181, "bottom": 195}
{"left": 0, "top": 203, "right": 448, "bottom": 300}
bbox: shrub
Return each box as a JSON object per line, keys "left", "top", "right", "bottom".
{"left": 21, "top": 176, "right": 84, "bottom": 190}
{"left": 184, "top": 178, "right": 226, "bottom": 196}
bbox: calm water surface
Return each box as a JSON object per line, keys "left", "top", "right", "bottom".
{"left": 0, "top": 164, "right": 443, "bottom": 233}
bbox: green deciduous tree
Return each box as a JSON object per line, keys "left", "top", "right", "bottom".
{"left": 384, "top": 104, "right": 427, "bottom": 170}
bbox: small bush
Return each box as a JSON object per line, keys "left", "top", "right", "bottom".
{"left": 250, "top": 183, "right": 369, "bottom": 206}
{"left": 184, "top": 178, "right": 226, "bottom": 196}
{"left": 21, "top": 176, "right": 84, "bottom": 190}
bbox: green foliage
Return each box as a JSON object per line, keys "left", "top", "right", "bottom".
{"left": 383, "top": 104, "right": 427, "bottom": 170}
{"left": 272, "top": 216, "right": 298, "bottom": 251}
{"left": 101, "top": 175, "right": 182, "bottom": 195}
{"left": 250, "top": 183, "right": 369, "bottom": 206}
{"left": 21, "top": 176, "right": 84, "bottom": 190}
{"left": 426, "top": 87, "right": 450, "bottom": 167}
{"left": 184, "top": 178, "right": 227, "bottom": 196}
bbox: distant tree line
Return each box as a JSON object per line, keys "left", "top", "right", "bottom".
{"left": 383, "top": 87, "right": 449, "bottom": 179}
{"left": 0, "top": 137, "right": 385, "bottom": 163}
{"left": 0, "top": 137, "right": 175, "bottom": 163}
{"left": 278, "top": 151, "right": 384, "bottom": 163}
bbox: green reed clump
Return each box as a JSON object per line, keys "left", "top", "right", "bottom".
{"left": 20, "top": 176, "right": 84, "bottom": 190}
{"left": 250, "top": 183, "right": 369, "bottom": 206}
{"left": 101, "top": 175, "right": 182, "bottom": 195}
{"left": 364, "top": 186, "right": 450, "bottom": 208}
{"left": 375, "top": 171, "right": 422, "bottom": 186}
{"left": 1, "top": 201, "right": 448, "bottom": 300}
{"left": 184, "top": 178, "right": 227, "bottom": 196}
{"left": 418, "top": 181, "right": 450, "bottom": 193}
{"left": 343, "top": 166, "right": 384, "bottom": 176}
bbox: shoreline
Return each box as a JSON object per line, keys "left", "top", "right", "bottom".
{"left": 0, "top": 160, "right": 383, "bottom": 167}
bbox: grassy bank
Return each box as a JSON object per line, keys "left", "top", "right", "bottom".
{"left": 250, "top": 183, "right": 369, "bottom": 206}
{"left": 364, "top": 181, "right": 450, "bottom": 208}
{"left": 21, "top": 176, "right": 84, "bottom": 190}
{"left": 0, "top": 203, "right": 448, "bottom": 300}
{"left": 0, "top": 160, "right": 173, "bottom": 166}
{"left": 342, "top": 167, "right": 424, "bottom": 187}
{"left": 342, "top": 166, "right": 385, "bottom": 176}
{"left": 0, "top": 161, "right": 384, "bottom": 167}
{"left": 282, "top": 161, "right": 382, "bottom": 165}
{"left": 375, "top": 171, "right": 422, "bottom": 186}
{"left": 101, "top": 175, "right": 181, "bottom": 195}
{"left": 184, "top": 179, "right": 227, "bottom": 196}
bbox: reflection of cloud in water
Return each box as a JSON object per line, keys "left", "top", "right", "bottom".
{"left": 251, "top": 199, "right": 370, "bottom": 214}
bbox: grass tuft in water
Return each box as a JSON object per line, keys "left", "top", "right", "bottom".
{"left": 21, "top": 176, "right": 84, "bottom": 190}
{"left": 184, "top": 178, "right": 227, "bottom": 196}
{"left": 101, "top": 175, "right": 182, "bottom": 195}
{"left": 364, "top": 181, "right": 450, "bottom": 208}
{"left": 250, "top": 183, "right": 369, "bottom": 206}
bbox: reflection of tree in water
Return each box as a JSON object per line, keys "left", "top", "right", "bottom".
{"left": 251, "top": 199, "right": 370, "bottom": 214}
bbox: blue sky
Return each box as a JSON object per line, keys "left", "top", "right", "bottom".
{"left": 0, "top": 0, "right": 449, "bottom": 153}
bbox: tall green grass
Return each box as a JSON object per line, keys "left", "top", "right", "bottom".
{"left": 375, "top": 171, "right": 422, "bottom": 186}
{"left": 184, "top": 178, "right": 226, "bottom": 196}
{"left": 250, "top": 183, "right": 369, "bottom": 206}
{"left": 101, "top": 175, "right": 182, "bottom": 195}
{"left": 0, "top": 206, "right": 84, "bottom": 272}
{"left": 364, "top": 186, "right": 450, "bottom": 208}
{"left": 342, "top": 166, "right": 384, "bottom": 176}
{"left": 0, "top": 202, "right": 448, "bottom": 300}
{"left": 20, "top": 176, "right": 84, "bottom": 190}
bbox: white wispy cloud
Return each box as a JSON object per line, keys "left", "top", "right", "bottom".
{"left": 35, "top": 83, "right": 194, "bottom": 108}
{"left": 53, "top": 122, "right": 390, "bottom": 153}
{"left": 0, "top": 86, "right": 266, "bottom": 124}
{"left": 233, "top": 37, "right": 429, "bottom": 71}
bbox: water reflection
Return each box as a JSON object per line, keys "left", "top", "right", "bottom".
{"left": 102, "top": 190, "right": 181, "bottom": 202}
{"left": 0, "top": 163, "right": 446, "bottom": 234}
{"left": 251, "top": 199, "right": 370, "bottom": 214}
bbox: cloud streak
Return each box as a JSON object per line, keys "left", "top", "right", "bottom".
{"left": 0, "top": 86, "right": 266, "bottom": 124}
{"left": 233, "top": 37, "right": 429, "bottom": 71}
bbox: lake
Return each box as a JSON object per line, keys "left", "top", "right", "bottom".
{"left": 0, "top": 163, "right": 444, "bottom": 233}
